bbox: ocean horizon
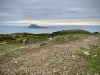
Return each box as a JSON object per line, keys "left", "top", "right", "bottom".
{"left": 0, "top": 25, "right": 100, "bottom": 34}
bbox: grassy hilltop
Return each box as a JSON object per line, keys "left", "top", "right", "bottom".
{"left": 0, "top": 29, "right": 100, "bottom": 75}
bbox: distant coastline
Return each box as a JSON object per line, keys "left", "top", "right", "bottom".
{"left": 0, "top": 25, "right": 100, "bottom": 34}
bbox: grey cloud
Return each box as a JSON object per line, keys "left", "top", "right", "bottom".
{"left": 0, "top": 0, "right": 100, "bottom": 24}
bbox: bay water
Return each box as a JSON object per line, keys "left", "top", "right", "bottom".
{"left": 0, "top": 25, "right": 100, "bottom": 34}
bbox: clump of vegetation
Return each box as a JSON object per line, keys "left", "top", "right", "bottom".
{"left": 94, "top": 32, "right": 99, "bottom": 34}
{"left": 51, "top": 29, "right": 90, "bottom": 36}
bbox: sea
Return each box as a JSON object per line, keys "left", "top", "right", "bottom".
{"left": 0, "top": 25, "right": 100, "bottom": 34}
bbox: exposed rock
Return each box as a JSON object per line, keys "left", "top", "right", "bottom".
{"left": 98, "top": 47, "right": 100, "bottom": 48}
{"left": 91, "top": 55, "right": 97, "bottom": 58}
{"left": 14, "top": 61, "right": 18, "bottom": 64}
{"left": 22, "top": 38, "right": 33, "bottom": 44}
{"left": 40, "top": 42, "right": 47, "bottom": 46}
{"left": 72, "top": 55, "right": 76, "bottom": 59}
{"left": 83, "top": 51, "right": 89, "bottom": 55}
{"left": 0, "top": 42, "right": 7, "bottom": 45}
{"left": 48, "top": 38, "right": 53, "bottom": 41}
{"left": 94, "top": 73, "right": 99, "bottom": 75}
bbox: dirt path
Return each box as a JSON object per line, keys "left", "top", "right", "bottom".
{"left": 0, "top": 36, "right": 100, "bottom": 75}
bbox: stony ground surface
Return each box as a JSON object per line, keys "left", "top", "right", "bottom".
{"left": 0, "top": 35, "right": 100, "bottom": 75}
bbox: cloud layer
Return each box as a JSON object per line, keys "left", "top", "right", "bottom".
{"left": 0, "top": 0, "right": 100, "bottom": 26}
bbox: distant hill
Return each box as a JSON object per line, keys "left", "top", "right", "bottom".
{"left": 27, "top": 24, "right": 47, "bottom": 29}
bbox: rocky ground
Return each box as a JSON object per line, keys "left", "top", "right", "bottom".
{"left": 0, "top": 35, "right": 100, "bottom": 75}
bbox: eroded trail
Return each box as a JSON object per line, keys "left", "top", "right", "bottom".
{"left": 0, "top": 35, "right": 100, "bottom": 75}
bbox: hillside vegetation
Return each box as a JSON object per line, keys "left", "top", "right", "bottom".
{"left": 0, "top": 29, "right": 100, "bottom": 75}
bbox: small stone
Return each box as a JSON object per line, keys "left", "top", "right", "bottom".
{"left": 48, "top": 38, "right": 53, "bottom": 41}
{"left": 94, "top": 73, "right": 99, "bottom": 75}
{"left": 98, "top": 47, "right": 100, "bottom": 48}
{"left": 76, "top": 73, "right": 79, "bottom": 75}
{"left": 14, "top": 61, "right": 18, "bottom": 64}
{"left": 84, "top": 51, "right": 89, "bottom": 55}
{"left": 12, "top": 58, "right": 15, "bottom": 60}
{"left": 72, "top": 55, "right": 75, "bottom": 58}
{"left": 91, "top": 55, "right": 97, "bottom": 58}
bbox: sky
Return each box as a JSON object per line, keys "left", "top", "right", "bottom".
{"left": 0, "top": 0, "right": 100, "bottom": 26}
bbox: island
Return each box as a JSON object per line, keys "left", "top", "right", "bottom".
{"left": 27, "top": 24, "right": 47, "bottom": 29}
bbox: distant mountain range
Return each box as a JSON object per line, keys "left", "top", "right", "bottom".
{"left": 27, "top": 24, "right": 47, "bottom": 29}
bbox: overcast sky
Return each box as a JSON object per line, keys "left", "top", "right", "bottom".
{"left": 0, "top": 0, "right": 100, "bottom": 26}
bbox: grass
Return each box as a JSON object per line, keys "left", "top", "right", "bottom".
{"left": 0, "top": 43, "right": 29, "bottom": 53}
{"left": 0, "top": 35, "right": 50, "bottom": 63}
{"left": 0, "top": 33, "right": 100, "bottom": 75}
{"left": 87, "top": 45, "right": 100, "bottom": 74}
{"left": 77, "top": 45, "right": 100, "bottom": 74}
{"left": 0, "top": 35, "right": 49, "bottom": 53}
{"left": 49, "top": 33, "right": 90, "bottom": 46}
